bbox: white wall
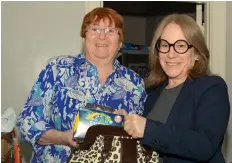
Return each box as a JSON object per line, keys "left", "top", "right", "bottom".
{"left": 225, "top": 2, "right": 232, "bottom": 162}
{"left": 2, "top": 1, "right": 85, "bottom": 115}
{"left": 1, "top": 2, "right": 85, "bottom": 162}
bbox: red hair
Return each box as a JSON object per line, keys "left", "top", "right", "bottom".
{"left": 80, "top": 7, "right": 124, "bottom": 42}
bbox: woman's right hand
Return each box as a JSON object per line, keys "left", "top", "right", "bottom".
{"left": 124, "top": 114, "right": 146, "bottom": 139}
{"left": 60, "top": 130, "right": 79, "bottom": 148}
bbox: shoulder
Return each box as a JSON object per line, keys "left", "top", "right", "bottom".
{"left": 40, "top": 54, "right": 84, "bottom": 80}
{"left": 46, "top": 54, "right": 81, "bottom": 68}
{"left": 192, "top": 75, "right": 228, "bottom": 91}
{"left": 194, "top": 75, "right": 226, "bottom": 85}
{"left": 188, "top": 75, "right": 229, "bottom": 105}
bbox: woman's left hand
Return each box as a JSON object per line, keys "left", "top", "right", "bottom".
{"left": 124, "top": 114, "right": 146, "bottom": 138}
{"left": 61, "top": 130, "right": 79, "bottom": 148}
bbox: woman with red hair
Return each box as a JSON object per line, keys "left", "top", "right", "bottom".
{"left": 16, "top": 7, "right": 146, "bottom": 163}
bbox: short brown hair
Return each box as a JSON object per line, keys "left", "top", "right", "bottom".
{"left": 80, "top": 7, "right": 124, "bottom": 42}
{"left": 145, "top": 14, "right": 211, "bottom": 88}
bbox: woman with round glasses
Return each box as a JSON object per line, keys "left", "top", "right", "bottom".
{"left": 121, "top": 14, "right": 230, "bottom": 163}
{"left": 16, "top": 7, "right": 146, "bottom": 163}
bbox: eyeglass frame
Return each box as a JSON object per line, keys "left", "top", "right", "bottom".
{"left": 156, "top": 39, "right": 193, "bottom": 54}
{"left": 86, "top": 25, "right": 119, "bottom": 36}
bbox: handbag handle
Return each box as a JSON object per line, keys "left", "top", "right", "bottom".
{"left": 78, "top": 125, "right": 155, "bottom": 163}
{"left": 79, "top": 125, "right": 130, "bottom": 149}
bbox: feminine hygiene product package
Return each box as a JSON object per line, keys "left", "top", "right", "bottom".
{"left": 73, "top": 104, "right": 124, "bottom": 141}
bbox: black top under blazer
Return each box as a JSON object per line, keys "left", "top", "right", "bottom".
{"left": 140, "top": 75, "right": 230, "bottom": 163}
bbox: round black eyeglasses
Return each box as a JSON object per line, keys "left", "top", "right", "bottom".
{"left": 156, "top": 39, "right": 193, "bottom": 54}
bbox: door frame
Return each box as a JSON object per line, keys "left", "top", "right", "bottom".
{"left": 204, "top": 1, "right": 227, "bottom": 79}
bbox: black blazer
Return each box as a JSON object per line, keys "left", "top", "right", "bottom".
{"left": 140, "top": 76, "right": 230, "bottom": 163}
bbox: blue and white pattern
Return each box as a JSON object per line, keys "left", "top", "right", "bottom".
{"left": 17, "top": 53, "right": 146, "bottom": 163}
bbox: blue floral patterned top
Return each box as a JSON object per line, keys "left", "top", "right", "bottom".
{"left": 17, "top": 53, "right": 146, "bottom": 163}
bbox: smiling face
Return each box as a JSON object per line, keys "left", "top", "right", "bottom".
{"left": 159, "top": 23, "right": 197, "bottom": 81}
{"left": 83, "top": 18, "right": 122, "bottom": 65}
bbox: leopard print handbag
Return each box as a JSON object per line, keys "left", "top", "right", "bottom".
{"left": 67, "top": 125, "right": 159, "bottom": 163}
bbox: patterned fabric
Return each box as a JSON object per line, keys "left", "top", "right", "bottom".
{"left": 68, "top": 135, "right": 159, "bottom": 163}
{"left": 16, "top": 53, "right": 146, "bottom": 163}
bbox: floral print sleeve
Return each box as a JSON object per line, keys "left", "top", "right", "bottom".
{"left": 16, "top": 53, "right": 147, "bottom": 163}
{"left": 16, "top": 63, "right": 55, "bottom": 154}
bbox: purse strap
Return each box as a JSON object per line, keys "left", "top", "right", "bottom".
{"left": 78, "top": 125, "right": 154, "bottom": 163}
{"left": 79, "top": 125, "right": 130, "bottom": 149}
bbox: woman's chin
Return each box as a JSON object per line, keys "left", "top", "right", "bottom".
{"left": 94, "top": 52, "right": 113, "bottom": 59}
{"left": 166, "top": 72, "right": 181, "bottom": 79}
